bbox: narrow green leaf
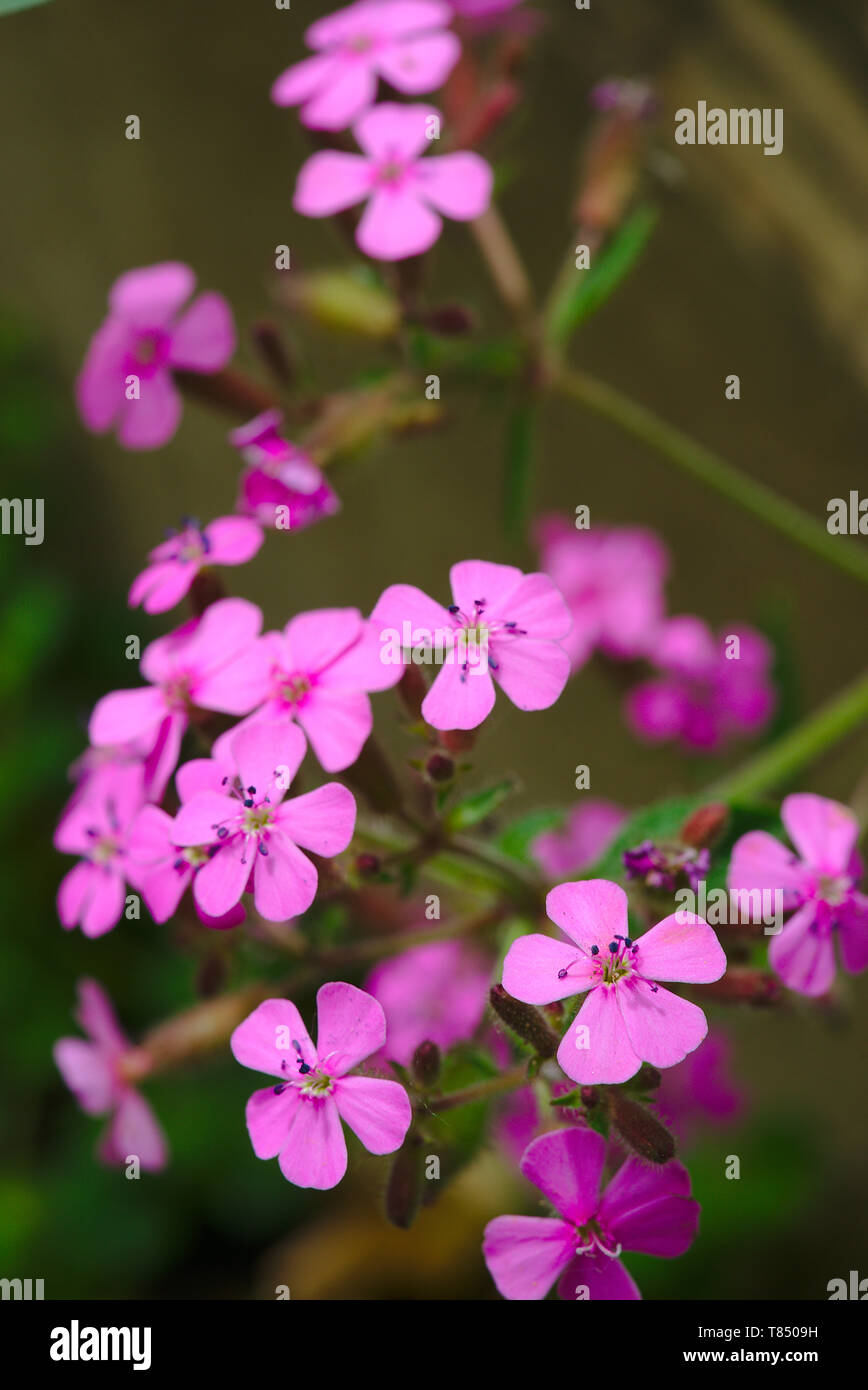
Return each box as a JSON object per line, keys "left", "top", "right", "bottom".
{"left": 445, "top": 778, "right": 515, "bottom": 832}
{"left": 549, "top": 204, "right": 659, "bottom": 348}
{"left": 0, "top": 0, "right": 53, "bottom": 13}
{"left": 503, "top": 400, "right": 536, "bottom": 540}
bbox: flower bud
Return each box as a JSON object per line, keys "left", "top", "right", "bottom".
{"left": 489, "top": 984, "right": 558, "bottom": 1058}
{"left": 354, "top": 853, "right": 380, "bottom": 879}
{"left": 680, "top": 802, "right": 729, "bottom": 850}
{"left": 398, "top": 665, "right": 427, "bottom": 720}
{"left": 630, "top": 1062, "right": 662, "bottom": 1092}
{"left": 418, "top": 303, "right": 477, "bottom": 336}
{"left": 278, "top": 270, "right": 400, "bottom": 339}
{"left": 384, "top": 1134, "right": 425, "bottom": 1230}
{"left": 412, "top": 1040, "right": 442, "bottom": 1090}
{"left": 608, "top": 1092, "right": 675, "bottom": 1165}
{"left": 440, "top": 728, "right": 476, "bottom": 755}
{"left": 425, "top": 753, "right": 455, "bottom": 784}
{"left": 693, "top": 970, "right": 782, "bottom": 1005}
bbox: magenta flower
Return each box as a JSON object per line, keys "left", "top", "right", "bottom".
{"left": 627, "top": 616, "right": 775, "bottom": 752}
{"left": 88, "top": 598, "right": 271, "bottom": 792}
{"left": 54, "top": 763, "right": 146, "bottom": 937}
{"left": 171, "top": 722, "right": 356, "bottom": 922}
{"left": 536, "top": 516, "right": 668, "bottom": 671}
{"left": 502, "top": 880, "right": 726, "bottom": 1084}
{"left": 728, "top": 793, "right": 868, "bottom": 997}
{"left": 371, "top": 559, "right": 571, "bottom": 731}
{"left": 241, "top": 607, "right": 403, "bottom": 772}
{"left": 654, "top": 1031, "right": 745, "bottom": 1146}
{"left": 272, "top": 0, "right": 461, "bottom": 132}
{"left": 365, "top": 938, "right": 491, "bottom": 1065}
{"left": 531, "top": 800, "right": 626, "bottom": 879}
{"left": 230, "top": 411, "right": 340, "bottom": 531}
{"left": 54, "top": 979, "right": 167, "bottom": 1170}
{"left": 294, "top": 102, "right": 493, "bottom": 261}
{"left": 126, "top": 803, "right": 244, "bottom": 929}
{"left": 76, "top": 262, "right": 235, "bottom": 450}
{"left": 128, "top": 516, "right": 263, "bottom": 615}
{"left": 484, "top": 1128, "right": 699, "bottom": 1300}
{"left": 230, "top": 985, "right": 412, "bottom": 1189}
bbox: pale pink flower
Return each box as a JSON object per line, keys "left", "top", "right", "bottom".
{"left": 502, "top": 880, "right": 726, "bottom": 1084}
{"left": 129, "top": 517, "right": 263, "bottom": 615}
{"left": 728, "top": 793, "right": 868, "bottom": 997}
{"left": 483, "top": 1127, "right": 699, "bottom": 1300}
{"left": 230, "top": 411, "right": 340, "bottom": 531}
{"left": 365, "top": 938, "right": 491, "bottom": 1064}
{"left": 627, "top": 616, "right": 775, "bottom": 752}
{"left": 76, "top": 262, "right": 235, "bottom": 450}
{"left": 54, "top": 762, "right": 146, "bottom": 938}
{"left": 371, "top": 559, "right": 571, "bottom": 730}
{"left": 171, "top": 722, "right": 356, "bottom": 921}
{"left": 54, "top": 979, "right": 167, "bottom": 1170}
{"left": 272, "top": 0, "right": 461, "bottom": 131}
{"left": 531, "top": 800, "right": 627, "bottom": 879}
{"left": 294, "top": 102, "right": 493, "bottom": 261}
{"left": 230, "top": 985, "right": 411, "bottom": 1189}
{"left": 535, "top": 515, "right": 668, "bottom": 670}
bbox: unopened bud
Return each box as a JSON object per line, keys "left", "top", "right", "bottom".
{"left": 425, "top": 753, "right": 454, "bottom": 784}
{"left": 384, "top": 1134, "right": 425, "bottom": 1230}
{"left": 354, "top": 853, "right": 380, "bottom": 878}
{"left": 419, "top": 303, "right": 476, "bottom": 336}
{"left": 440, "top": 728, "right": 476, "bottom": 755}
{"left": 489, "top": 984, "right": 558, "bottom": 1058}
{"left": 278, "top": 270, "right": 400, "bottom": 339}
{"left": 412, "top": 1040, "right": 442, "bottom": 1089}
{"left": 631, "top": 1062, "right": 662, "bottom": 1092}
{"left": 693, "top": 970, "right": 782, "bottom": 1005}
{"left": 680, "top": 803, "right": 729, "bottom": 850}
{"left": 608, "top": 1092, "right": 675, "bottom": 1165}
{"left": 398, "top": 665, "right": 427, "bottom": 720}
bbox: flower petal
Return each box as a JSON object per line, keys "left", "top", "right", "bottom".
{"left": 557, "top": 986, "right": 640, "bottom": 1085}
{"left": 546, "top": 879, "right": 629, "bottom": 953}
{"left": 633, "top": 912, "right": 726, "bottom": 983}
{"left": 231, "top": 998, "right": 316, "bottom": 1078}
{"left": 502, "top": 932, "right": 595, "bottom": 1004}
{"left": 618, "top": 978, "right": 709, "bottom": 1069}
{"left": 356, "top": 186, "right": 442, "bottom": 261}
{"left": 278, "top": 1096, "right": 347, "bottom": 1189}
{"left": 315, "top": 982, "right": 387, "bottom": 1074}
{"left": 483, "top": 1215, "right": 576, "bottom": 1300}
{"left": 781, "top": 793, "right": 859, "bottom": 874}
{"left": 333, "top": 1075, "right": 411, "bottom": 1153}
{"left": 520, "top": 1127, "right": 606, "bottom": 1226}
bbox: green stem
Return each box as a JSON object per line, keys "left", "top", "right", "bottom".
{"left": 420, "top": 1064, "right": 529, "bottom": 1115}
{"left": 556, "top": 366, "right": 868, "bottom": 587}
{"left": 707, "top": 667, "right": 868, "bottom": 802}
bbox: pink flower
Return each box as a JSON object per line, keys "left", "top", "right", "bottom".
{"left": 88, "top": 598, "right": 270, "bottom": 792}
{"left": 126, "top": 801, "right": 245, "bottom": 930}
{"left": 502, "top": 880, "right": 726, "bottom": 1084}
{"left": 239, "top": 607, "right": 403, "bottom": 772}
{"left": 54, "top": 979, "right": 167, "bottom": 1170}
{"left": 230, "top": 411, "right": 340, "bottom": 531}
{"left": 627, "top": 616, "right": 775, "bottom": 752}
{"left": 536, "top": 515, "right": 668, "bottom": 670}
{"left": 294, "top": 102, "right": 493, "bottom": 261}
{"left": 76, "top": 262, "right": 235, "bottom": 450}
{"left": 530, "top": 799, "right": 627, "bottom": 879}
{"left": 171, "top": 722, "right": 356, "bottom": 921}
{"left": 728, "top": 793, "right": 868, "bottom": 997}
{"left": 68, "top": 735, "right": 174, "bottom": 804}
{"left": 483, "top": 1127, "right": 699, "bottom": 1300}
{"left": 54, "top": 763, "right": 146, "bottom": 937}
{"left": 653, "top": 1031, "right": 745, "bottom": 1145}
{"left": 128, "top": 517, "right": 263, "bottom": 615}
{"left": 230, "top": 985, "right": 412, "bottom": 1189}
{"left": 371, "top": 559, "right": 571, "bottom": 731}
{"left": 365, "top": 938, "right": 491, "bottom": 1064}
{"left": 272, "top": 0, "right": 461, "bottom": 132}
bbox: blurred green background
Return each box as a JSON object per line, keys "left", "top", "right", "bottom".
{"left": 0, "top": 0, "right": 866, "bottom": 1299}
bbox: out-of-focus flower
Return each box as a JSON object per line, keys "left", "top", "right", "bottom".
{"left": 627, "top": 616, "right": 775, "bottom": 752}
{"left": 502, "top": 879, "right": 726, "bottom": 1084}
{"left": 54, "top": 979, "right": 167, "bottom": 1170}
{"left": 450, "top": 0, "right": 523, "bottom": 15}
{"left": 54, "top": 763, "right": 146, "bottom": 938}
{"left": 483, "top": 1127, "right": 699, "bottom": 1300}
{"left": 128, "top": 517, "right": 263, "bottom": 615}
{"left": 531, "top": 799, "right": 626, "bottom": 878}
{"left": 728, "top": 793, "right": 868, "bottom": 997}
{"left": 230, "top": 985, "right": 411, "bottom": 1188}
{"left": 230, "top": 411, "right": 340, "bottom": 531}
{"left": 365, "top": 938, "right": 491, "bottom": 1064}
{"left": 623, "top": 839, "right": 710, "bottom": 895}
{"left": 371, "top": 558, "right": 571, "bottom": 730}
{"left": 653, "top": 1031, "right": 745, "bottom": 1145}
{"left": 76, "top": 262, "right": 235, "bottom": 450}
{"left": 272, "top": 0, "right": 461, "bottom": 131}
{"left": 172, "top": 722, "right": 356, "bottom": 922}
{"left": 535, "top": 516, "right": 668, "bottom": 671}
{"left": 294, "top": 103, "right": 493, "bottom": 261}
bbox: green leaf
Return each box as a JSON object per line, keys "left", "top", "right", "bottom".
{"left": 496, "top": 807, "right": 565, "bottom": 863}
{"left": 587, "top": 793, "right": 705, "bottom": 883}
{"left": 0, "top": 0, "right": 53, "bottom": 13}
{"left": 551, "top": 1087, "right": 583, "bottom": 1108}
{"left": 548, "top": 204, "right": 659, "bottom": 348}
{"left": 444, "top": 778, "right": 515, "bottom": 832}
{"left": 503, "top": 400, "right": 536, "bottom": 540}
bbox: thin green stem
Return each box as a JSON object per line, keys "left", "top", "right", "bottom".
{"left": 556, "top": 366, "right": 868, "bottom": 587}
{"left": 707, "top": 667, "right": 868, "bottom": 802}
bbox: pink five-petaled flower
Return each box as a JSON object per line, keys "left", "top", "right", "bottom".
{"left": 230, "top": 985, "right": 412, "bottom": 1189}
{"left": 530, "top": 799, "right": 627, "bottom": 879}
{"left": 294, "top": 102, "right": 493, "bottom": 262}
{"left": 728, "top": 793, "right": 868, "bottom": 997}
{"left": 371, "top": 559, "right": 572, "bottom": 731}
{"left": 483, "top": 1127, "right": 699, "bottom": 1301}
{"left": 242, "top": 607, "right": 403, "bottom": 773}
{"left": 535, "top": 515, "right": 669, "bottom": 671}
{"left": 54, "top": 979, "right": 167, "bottom": 1170}
{"left": 76, "top": 262, "right": 235, "bottom": 450}
{"left": 230, "top": 410, "right": 340, "bottom": 531}
{"left": 128, "top": 516, "right": 263, "bottom": 615}
{"left": 88, "top": 598, "right": 271, "bottom": 795}
{"left": 54, "top": 762, "right": 146, "bottom": 938}
{"left": 272, "top": 0, "right": 461, "bottom": 132}
{"left": 502, "top": 880, "right": 727, "bottom": 1084}
{"left": 627, "top": 615, "right": 775, "bottom": 752}
{"left": 171, "top": 722, "right": 356, "bottom": 922}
